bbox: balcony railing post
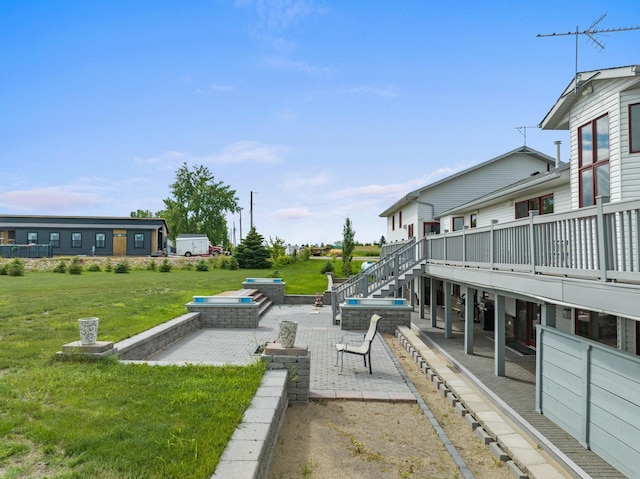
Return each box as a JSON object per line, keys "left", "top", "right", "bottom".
{"left": 596, "top": 195, "right": 611, "bottom": 281}
{"left": 529, "top": 210, "right": 539, "bottom": 274}
{"left": 443, "top": 230, "right": 448, "bottom": 263}
{"left": 490, "top": 220, "right": 497, "bottom": 269}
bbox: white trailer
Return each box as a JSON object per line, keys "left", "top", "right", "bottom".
{"left": 174, "top": 234, "right": 210, "bottom": 257}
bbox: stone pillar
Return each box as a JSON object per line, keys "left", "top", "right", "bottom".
{"left": 261, "top": 344, "right": 310, "bottom": 405}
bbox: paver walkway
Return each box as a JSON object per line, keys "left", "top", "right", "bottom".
{"left": 149, "top": 304, "right": 415, "bottom": 401}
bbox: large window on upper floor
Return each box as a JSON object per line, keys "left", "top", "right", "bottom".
{"left": 452, "top": 217, "right": 464, "bottom": 231}
{"left": 579, "top": 114, "right": 610, "bottom": 207}
{"left": 630, "top": 103, "right": 640, "bottom": 153}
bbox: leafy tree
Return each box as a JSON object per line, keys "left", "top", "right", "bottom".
{"left": 342, "top": 217, "right": 355, "bottom": 277}
{"left": 268, "top": 236, "right": 286, "bottom": 268}
{"left": 234, "top": 227, "right": 270, "bottom": 269}
{"left": 379, "top": 235, "right": 386, "bottom": 247}
{"left": 162, "top": 163, "right": 238, "bottom": 245}
{"left": 130, "top": 209, "right": 154, "bottom": 218}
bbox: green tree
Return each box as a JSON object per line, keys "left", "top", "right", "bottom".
{"left": 268, "top": 236, "right": 286, "bottom": 268}
{"left": 130, "top": 209, "right": 154, "bottom": 218}
{"left": 234, "top": 227, "right": 270, "bottom": 269}
{"left": 342, "top": 217, "right": 355, "bottom": 276}
{"left": 163, "top": 163, "right": 238, "bottom": 245}
{"left": 379, "top": 235, "right": 386, "bottom": 247}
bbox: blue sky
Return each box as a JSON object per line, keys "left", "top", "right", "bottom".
{"left": 2, "top": 1, "right": 639, "bottom": 246}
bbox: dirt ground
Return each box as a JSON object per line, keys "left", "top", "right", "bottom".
{"left": 269, "top": 333, "right": 514, "bottom": 479}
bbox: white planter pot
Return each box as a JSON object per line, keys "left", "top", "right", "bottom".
{"left": 278, "top": 320, "right": 297, "bottom": 348}
{"left": 78, "top": 317, "right": 99, "bottom": 345}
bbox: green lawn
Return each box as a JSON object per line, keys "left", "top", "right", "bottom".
{"left": 0, "top": 258, "right": 345, "bottom": 478}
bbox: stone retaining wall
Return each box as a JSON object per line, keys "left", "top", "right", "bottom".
{"left": 261, "top": 344, "right": 310, "bottom": 405}
{"left": 114, "top": 312, "right": 201, "bottom": 360}
{"left": 243, "top": 280, "right": 285, "bottom": 304}
{"left": 211, "top": 370, "right": 289, "bottom": 479}
{"left": 187, "top": 304, "right": 259, "bottom": 328}
{"left": 340, "top": 306, "right": 411, "bottom": 333}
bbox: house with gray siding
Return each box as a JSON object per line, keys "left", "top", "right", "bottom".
{"left": 336, "top": 65, "right": 640, "bottom": 478}
{"left": 0, "top": 215, "right": 169, "bottom": 257}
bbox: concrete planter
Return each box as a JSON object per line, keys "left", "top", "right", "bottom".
{"left": 278, "top": 320, "right": 297, "bottom": 348}
{"left": 78, "top": 317, "right": 99, "bottom": 345}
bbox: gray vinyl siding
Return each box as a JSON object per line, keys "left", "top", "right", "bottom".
{"left": 539, "top": 326, "right": 640, "bottom": 479}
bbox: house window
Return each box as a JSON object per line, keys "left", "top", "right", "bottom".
{"left": 579, "top": 114, "right": 610, "bottom": 207}
{"left": 392, "top": 215, "right": 395, "bottom": 231}
{"left": 515, "top": 194, "right": 554, "bottom": 219}
{"left": 575, "top": 309, "right": 617, "bottom": 348}
{"left": 470, "top": 214, "right": 477, "bottom": 228}
{"left": 27, "top": 232, "right": 38, "bottom": 244}
{"left": 630, "top": 103, "right": 640, "bottom": 153}
{"left": 95, "top": 233, "right": 106, "bottom": 248}
{"left": 452, "top": 217, "right": 464, "bottom": 231}
{"left": 399, "top": 211, "right": 403, "bottom": 228}
{"left": 49, "top": 232, "right": 60, "bottom": 248}
{"left": 423, "top": 222, "right": 440, "bottom": 235}
{"left": 407, "top": 224, "right": 414, "bottom": 238}
{"left": 134, "top": 233, "right": 144, "bottom": 249}
{"left": 71, "top": 233, "right": 82, "bottom": 248}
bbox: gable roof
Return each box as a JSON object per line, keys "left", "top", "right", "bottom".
{"left": 539, "top": 64, "right": 640, "bottom": 131}
{"left": 437, "top": 162, "right": 570, "bottom": 218}
{"left": 379, "top": 146, "right": 556, "bottom": 217}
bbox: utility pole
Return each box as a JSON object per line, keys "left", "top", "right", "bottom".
{"left": 238, "top": 207, "right": 243, "bottom": 242}
{"left": 250, "top": 191, "right": 253, "bottom": 230}
{"left": 537, "top": 13, "right": 640, "bottom": 93}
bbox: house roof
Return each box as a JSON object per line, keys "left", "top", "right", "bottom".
{"left": 539, "top": 64, "right": 640, "bottom": 131}
{"left": 437, "top": 162, "right": 570, "bottom": 218}
{"left": 378, "top": 146, "right": 556, "bottom": 217}
{"left": 0, "top": 214, "right": 169, "bottom": 232}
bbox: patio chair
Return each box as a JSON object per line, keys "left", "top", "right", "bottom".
{"left": 335, "top": 314, "right": 382, "bottom": 374}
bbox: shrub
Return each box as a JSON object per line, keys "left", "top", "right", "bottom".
{"left": 87, "top": 262, "right": 102, "bottom": 272}
{"left": 217, "top": 257, "right": 230, "bottom": 270}
{"left": 104, "top": 262, "right": 113, "bottom": 272}
{"left": 299, "top": 246, "right": 311, "bottom": 261}
{"left": 229, "top": 256, "right": 239, "bottom": 270}
{"left": 159, "top": 259, "right": 172, "bottom": 273}
{"left": 0, "top": 263, "right": 7, "bottom": 275}
{"left": 68, "top": 257, "right": 83, "bottom": 275}
{"left": 53, "top": 261, "right": 67, "bottom": 274}
{"left": 195, "top": 260, "right": 209, "bottom": 272}
{"left": 114, "top": 261, "right": 131, "bottom": 274}
{"left": 147, "top": 259, "right": 157, "bottom": 271}
{"left": 7, "top": 258, "right": 25, "bottom": 277}
{"left": 320, "top": 260, "right": 334, "bottom": 274}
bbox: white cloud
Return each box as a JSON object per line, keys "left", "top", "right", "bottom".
{"left": 261, "top": 56, "right": 332, "bottom": 75}
{"left": 275, "top": 207, "right": 311, "bottom": 219}
{"left": 211, "top": 141, "right": 289, "bottom": 164}
{"left": 198, "top": 83, "right": 236, "bottom": 94}
{"left": 340, "top": 84, "right": 399, "bottom": 98}
{"left": 0, "top": 187, "right": 101, "bottom": 213}
{"left": 283, "top": 172, "right": 329, "bottom": 190}
{"left": 133, "top": 142, "right": 289, "bottom": 169}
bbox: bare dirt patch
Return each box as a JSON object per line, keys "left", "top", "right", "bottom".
{"left": 269, "top": 334, "right": 512, "bottom": 479}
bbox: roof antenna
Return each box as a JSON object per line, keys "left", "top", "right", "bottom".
{"left": 537, "top": 13, "right": 640, "bottom": 93}
{"left": 515, "top": 126, "right": 537, "bottom": 147}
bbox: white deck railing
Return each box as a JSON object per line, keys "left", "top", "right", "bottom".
{"left": 332, "top": 197, "right": 640, "bottom": 320}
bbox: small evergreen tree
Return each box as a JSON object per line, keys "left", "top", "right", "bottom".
{"left": 342, "top": 217, "right": 355, "bottom": 276}
{"left": 234, "top": 227, "right": 271, "bottom": 269}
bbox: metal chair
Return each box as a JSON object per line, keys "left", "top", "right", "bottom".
{"left": 335, "top": 314, "right": 382, "bottom": 374}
